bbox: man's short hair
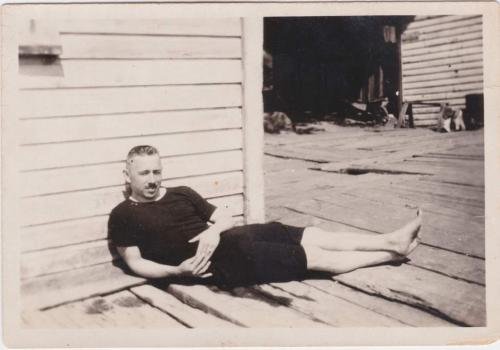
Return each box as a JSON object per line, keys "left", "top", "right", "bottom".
{"left": 126, "top": 145, "right": 159, "bottom": 166}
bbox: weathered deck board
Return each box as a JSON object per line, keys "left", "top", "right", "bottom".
{"left": 333, "top": 264, "right": 485, "bottom": 326}
{"left": 166, "top": 284, "right": 325, "bottom": 327}
{"left": 264, "top": 124, "right": 485, "bottom": 327}
{"left": 22, "top": 262, "right": 146, "bottom": 310}
{"left": 372, "top": 183, "right": 485, "bottom": 219}
{"left": 328, "top": 188, "right": 485, "bottom": 257}
{"left": 130, "top": 285, "right": 237, "bottom": 328}
{"left": 303, "top": 279, "right": 454, "bottom": 327}
{"left": 406, "top": 245, "right": 484, "bottom": 285}
{"left": 343, "top": 184, "right": 484, "bottom": 224}
{"left": 23, "top": 291, "right": 184, "bottom": 328}
{"left": 289, "top": 195, "right": 484, "bottom": 260}
{"left": 255, "top": 282, "right": 406, "bottom": 326}
{"left": 276, "top": 203, "right": 484, "bottom": 285}
{"left": 331, "top": 162, "right": 484, "bottom": 188}
{"left": 330, "top": 185, "right": 482, "bottom": 238}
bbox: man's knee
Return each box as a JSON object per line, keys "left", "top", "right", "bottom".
{"left": 303, "top": 245, "right": 329, "bottom": 270}
{"left": 302, "top": 226, "right": 326, "bottom": 246}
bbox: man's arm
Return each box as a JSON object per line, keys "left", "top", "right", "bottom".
{"left": 116, "top": 246, "right": 211, "bottom": 279}
{"left": 188, "top": 207, "right": 236, "bottom": 266}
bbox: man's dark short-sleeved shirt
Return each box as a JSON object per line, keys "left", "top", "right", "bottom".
{"left": 108, "top": 186, "right": 216, "bottom": 266}
{"left": 109, "top": 186, "right": 307, "bottom": 288}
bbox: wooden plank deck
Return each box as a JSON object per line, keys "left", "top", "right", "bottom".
{"left": 23, "top": 125, "right": 485, "bottom": 328}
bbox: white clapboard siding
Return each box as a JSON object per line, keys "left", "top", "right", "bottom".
{"left": 59, "top": 34, "right": 241, "bottom": 59}
{"left": 21, "top": 213, "right": 245, "bottom": 255}
{"left": 412, "top": 106, "right": 452, "bottom": 113}
{"left": 20, "top": 194, "right": 244, "bottom": 278}
{"left": 20, "top": 60, "right": 243, "bottom": 89}
{"left": 402, "top": 31, "right": 482, "bottom": 52}
{"left": 22, "top": 240, "right": 116, "bottom": 279}
{"left": 22, "top": 150, "right": 243, "bottom": 196}
{"left": 404, "top": 23, "right": 482, "bottom": 44}
{"left": 403, "top": 15, "right": 476, "bottom": 30}
{"left": 21, "top": 108, "right": 242, "bottom": 144}
{"left": 402, "top": 46, "right": 482, "bottom": 65}
{"left": 404, "top": 89, "right": 484, "bottom": 102}
{"left": 402, "top": 61, "right": 483, "bottom": 77}
{"left": 21, "top": 172, "right": 244, "bottom": 226}
{"left": 401, "top": 40, "right": 482, "bottom": 59}
{"left": 403, "top": 68, "right": 483, "bottom": 84}
{"left": 21, "top": 216, "right": 110, "bottom": 253}
{"left": 21, "top": 129, "right": 242, "bottom": 170}
{"left": 25, "top": 214, "right": 244, "bottom": 276}
{"left": 402, "top": 53, "right": 482, "bottom": 71}
{"left": 404, "top": 75, "right": 483, "bottom": 90}
{"left": 414, "top": 120, "right": 441, "bottom": 127}
{"left": 404, "top": 16, "right": 482, "bottom": 36}
{"left": 20, "top": 84, "right": 242, "bottom": 119}
{"left": 405, "top": 82, "right": 483, "bottom": 97}
{"left": 55, "top": 18, "right": 242, "bottom": 36}
{"left": 402, "top": 15, "right": 483, "bottom": 128}
{"left": 18, "top": 17, "right": 250, "bottom": 308}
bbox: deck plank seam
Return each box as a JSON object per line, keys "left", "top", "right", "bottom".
{"left": 331, "top": 279, "right": 466, "bottom": 327}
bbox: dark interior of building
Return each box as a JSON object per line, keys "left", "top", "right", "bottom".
{"left": 263, "top": 16, "right": 414, "bottom": 122}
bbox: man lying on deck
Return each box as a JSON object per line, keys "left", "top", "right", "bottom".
{"left": 109, "top": 145, "right": 422, "bottom": 288}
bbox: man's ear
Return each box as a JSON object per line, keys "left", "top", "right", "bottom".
{"left": 123, "top": 169, "right": 131, "bottom": 184}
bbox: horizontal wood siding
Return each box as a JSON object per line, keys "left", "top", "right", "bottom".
{"left": 401, "top": 15, "right": 483, "bottom": 127}
{"left": 19, "top": 18, "right": 245, "bottom": 298}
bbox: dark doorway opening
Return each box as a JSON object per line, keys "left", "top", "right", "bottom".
{"left": 263, "top": 16, "right": 414, "bottom": 123}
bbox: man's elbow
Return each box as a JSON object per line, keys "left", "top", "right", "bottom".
{"left": 122, "top": 256, "right": 147, "bottom": 277}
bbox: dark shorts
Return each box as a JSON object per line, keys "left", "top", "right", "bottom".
{"left": 209, "top": 222, "right": 307, "bottom": 288}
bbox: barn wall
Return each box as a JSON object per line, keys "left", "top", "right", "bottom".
{"left": 401, "top": 15, "right": 483, "bottom": 127}
{"left": 18, "top": 19, "right": 246, "bottom": 285}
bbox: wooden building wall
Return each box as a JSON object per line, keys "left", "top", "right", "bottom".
{"left": 17, "top": 18, "right": 262, "bottom": 310}
{"left": 401, "top": 15, "right": 483, "bottom": 127}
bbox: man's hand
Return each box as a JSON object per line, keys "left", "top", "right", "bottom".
{"left": 188, "top": 228, "right": 220, "bottom": 268}
{"left": 177, "top": 256, "right": 213, "bottom": 278}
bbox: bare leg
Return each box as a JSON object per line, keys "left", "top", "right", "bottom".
{"left": 301, "top": 210, "right": 422, "bottom": 255}
{"left": 303, "top": 244, "right": 417, "bottom": 275}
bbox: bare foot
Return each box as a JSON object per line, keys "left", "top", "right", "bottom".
{"left": 387, "top": 209, "right": 422, "bottom": 255}
{"left": 406, "top": 237, "right": 420, "bottom": 256}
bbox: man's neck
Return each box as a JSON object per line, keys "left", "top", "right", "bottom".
{"left": 130, "top": 187, "right": 167, "bottom": 203}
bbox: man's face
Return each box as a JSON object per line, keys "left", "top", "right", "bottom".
{"left": 124, "top": 154, "right": 163, "bottom": 202}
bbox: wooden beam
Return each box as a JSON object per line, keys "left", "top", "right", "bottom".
{"left": 23, "top": 290, "right": 185, "bottom": 328}
{"left": 402, "top": 31, "right": 482, "bottom": 52}
{"left": 20, "top": 59, "right": 243, "bottom": 89}
{"left": 404, "top": 16, "right": 482, "bottom": 38}
{"left": 404, "top": 23, "right": 482, "bottom": 44}
{"left": 256, "top": 282, "right": 405, "bottom": 326}
{"left": 241, "top": 18, "right": 265, "bottom": 224}
{"left": 130, "top": 285, "right": 237, "bottom": 328}
{"left": 22, "top": 262, "right": 146, "bottom": 310}
{"left": 59, "top": 34, "right": 242, "bottom": 59}
{"left": 55, "top": 18, "right": 242, "bottom": 37}
{"left": 166, "top": 284, "right": 322, "bottom": 327}
{"left": 21, "top": 128, "right": 243, "bottom": 170}
{"left": 22, "top": 150, "right": 244, "bottom": 197}
{"left": 333, "top": 264, "right": 485, "bottom": 326}
{"left": 21, "top": 188, "right": 244, "bottom": 226}
{"left": 303, "top": 279, "right": 454, "bottom": 326}
{"left": 20, "top": 84, "right": 242, "bottom": 119}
